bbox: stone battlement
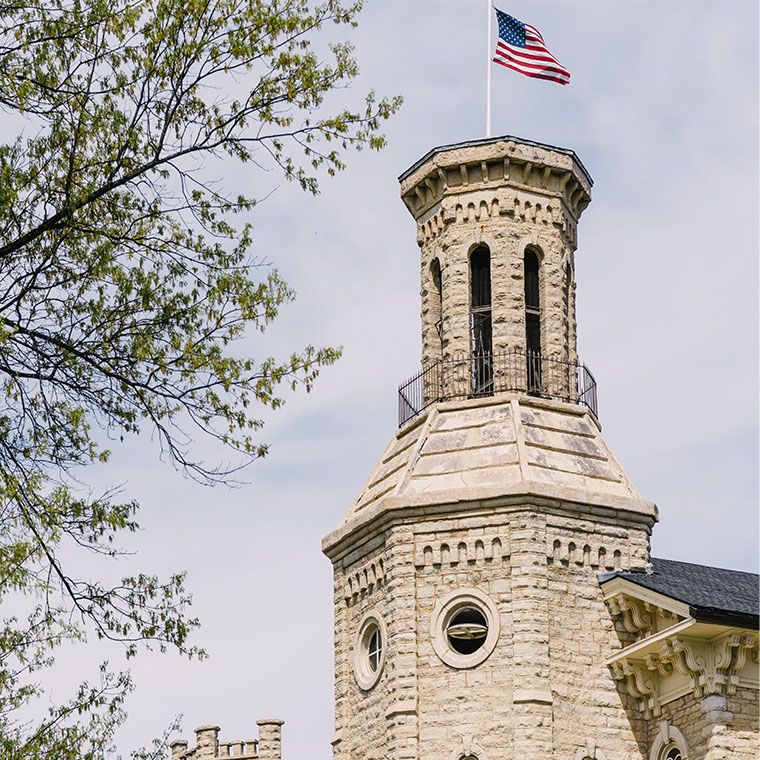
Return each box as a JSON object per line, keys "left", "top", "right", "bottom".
{"left": 170, "top": 720, "right": 283, "bottom": 760}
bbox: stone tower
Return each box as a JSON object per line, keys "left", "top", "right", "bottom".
{"left": 322, "top": 136, "right": 658, "bottom": 760}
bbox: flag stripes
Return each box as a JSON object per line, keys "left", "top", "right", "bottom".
{"left": 492, "top": 8, "right": 570, "bottom": 86}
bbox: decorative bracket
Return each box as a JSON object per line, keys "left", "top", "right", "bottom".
{"left": 714, "top": 633, "right": 758, "bottom": 694}
{"left": 610, "top": 657, "right": 660, "bottom": 718}
{"left": 607, "top": 593, "right": 656, "bottom": 638}
{"left": 658, "top": 637, "right": 707, "bottom": 697}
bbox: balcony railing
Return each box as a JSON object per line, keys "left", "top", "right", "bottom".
{"left": 397, "top": 348, "right": 598, "bottom": 427}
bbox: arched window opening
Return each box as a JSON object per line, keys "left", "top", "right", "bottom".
{"left": 563, "top": 261, "right": 573, "bottom": 397}
{"left": 524, "top": 249, "right": 541, "bottom": 393}
{"left": 648, "top": 724, "right": 688, "bottom": 760}
{"left": 563, "top": 261, "right": 572, "bottom": 353}
{"left": 470, "top": 246, "right": 493, "bottom": 395}
{"left": 430, "top": 257, "right": 443, "bottom": 353}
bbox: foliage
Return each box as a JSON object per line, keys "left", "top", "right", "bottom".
{"left": 0, "top": 0, "right": 399, "bottom": 754}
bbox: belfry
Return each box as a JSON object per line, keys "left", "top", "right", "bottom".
{"left": 320, "top": 136, "right": 759, "bottom": 760}
{"left": 403, "top": 136, "right": 589, "bottom": 405}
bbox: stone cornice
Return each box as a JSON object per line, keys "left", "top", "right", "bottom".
{"left": 398, "top": 136, "right": 592, "bottom": 225}
{"left": 399, "top": 134, "right": 593, "bottom": 186}
{"left": 606, "top": 606, "right": 759, "bottom": 717}
{"left": 322, "top": 483, "right": 656, "bottom": 561}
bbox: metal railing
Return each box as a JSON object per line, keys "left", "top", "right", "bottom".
{"left": 398, "top": 348, "right": 598, "bottom": 427}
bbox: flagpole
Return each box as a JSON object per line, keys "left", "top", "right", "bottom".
{"left": 486, "top": 0, "right": 492, "bottom": 137}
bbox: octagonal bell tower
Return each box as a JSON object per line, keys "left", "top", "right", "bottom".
{"left": 408, "top": 137, "right": 588, "bottom": 383}
{"left": 323, "top": 136, "right": 658, "bottom": 760}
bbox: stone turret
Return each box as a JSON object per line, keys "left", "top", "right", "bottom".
{"left": 323, "top": 135, "right": 658, "bottom": 760}
{"left": 170, "top": 719, "right": 283, "bottom": 760}
{"left": 400, "top": 136, "right": 591, "bottom": 402}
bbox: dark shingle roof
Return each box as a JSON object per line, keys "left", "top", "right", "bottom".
{"left": 600, "top": 557, "right": 759, "bottom": 628}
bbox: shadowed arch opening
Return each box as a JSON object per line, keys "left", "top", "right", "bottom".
{"left": 430, "top": 257, "right": 443, "bottom": 355}
{"left": 470, "top": 245, "right": 493, "bottom": 395}
{"left": 563, "top": 259, "right": 573, "bottom": 396}
{"left": 524, "top": 248, "right": 541, "bottom": 392}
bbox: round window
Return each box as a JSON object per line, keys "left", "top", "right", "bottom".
{"left": 353, "top": 611, "right": 387, "bottom": 690}
{"left": 664, "top": 748, "right": 682, "bottom": 760}
{"left": 431, "top": 588, "right": 500, "bottom": 669}
{"left": 446, "top": 606, "right": 488, "bottom": 655}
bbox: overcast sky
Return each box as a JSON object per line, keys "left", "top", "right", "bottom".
{"left": 44, "top": 1, "right": 759, "bottom": 757}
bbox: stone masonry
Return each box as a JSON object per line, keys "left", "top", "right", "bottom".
{"left": 167, "top": 135, "right": 760, "bottom": 760}
{"left": 402, "top": 137, "right": 589, "bottom": 379}
{"left": 320, "top": 136, "right": 759, "bottom": 760}
{"left": 323, "top": 395, "right": 657, "bottom": 759}
{"left": 170, "top": 720, "right": 283, "bottom": 760}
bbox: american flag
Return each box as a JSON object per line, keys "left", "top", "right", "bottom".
{"left": 492, "top": 8, "right": 570, "bottom": 86}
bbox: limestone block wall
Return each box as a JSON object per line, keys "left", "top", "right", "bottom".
{"left": 648, "top": 691, "right": 759, "bottom": 759}
{"left": 332, "top": 533, "right": 390, "bottom": 760}
{"left": 418, "top": 189, "right": 578, "bottom": 375}
{"left": 545, "top": 503, "right": 653, "bottom": 755}
{"left": 547, "top": 554, "right": 648, "bottom": 759}
{"left": 705, "top": 691, "right": 760, "bottom": 758}
{"left": 329, "top": 499, "right": 653, "bottom": 760}
{"left": 331, "top": 523, "right": 420, "bottom": 760}
{"left": 412, "top": 505, "right": 653, "bottom": 759}
{"left": 514, "top": 507, "right": 652, "bottom": 758}
{"left": 413, "top": 513, "right": 514, "bottom": 759}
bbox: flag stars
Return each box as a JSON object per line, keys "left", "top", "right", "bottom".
{"left": 496, "top": 9, "right": 526, "bottom": 48}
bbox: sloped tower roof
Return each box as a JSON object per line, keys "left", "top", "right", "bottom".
{"left": 324, "top": 395, "right": 656, "bottom": 554}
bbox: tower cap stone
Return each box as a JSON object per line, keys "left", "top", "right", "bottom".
{"left": 398, "top": 134, "right": 592, "bottom": 225}
{"left": 399, "top": 133, "right": 593, "bottom": 185}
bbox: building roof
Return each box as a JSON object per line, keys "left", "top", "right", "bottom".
{"left": 600, "top": 557, "right": 759, "bottom": 628}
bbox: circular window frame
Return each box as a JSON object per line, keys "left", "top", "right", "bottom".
{"left": 353, "top": 610, "right": 387, "bottom": 691}
{"left": 431, "top": 587, "right": 500, "bottom": 669}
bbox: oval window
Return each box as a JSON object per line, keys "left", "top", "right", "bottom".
{"left": 353, "top": 611, "right": 387, "bottom": 690}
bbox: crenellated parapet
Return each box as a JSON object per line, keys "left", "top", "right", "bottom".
{"left": 170, "top": 720, "right": 284, "bottom": 760}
